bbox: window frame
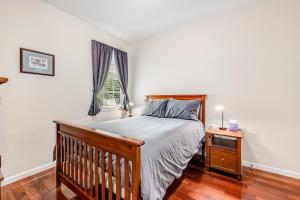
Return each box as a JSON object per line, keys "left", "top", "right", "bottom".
{"left": 96, "top": 53, "right": 123, "bottom": 111}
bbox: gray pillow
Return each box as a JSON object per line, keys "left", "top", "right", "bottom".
{"left": 142, "top": 99, "right": 168, "bottom": 118}
{"left": 165, "top": 99, "right": 200, "bottom": 121}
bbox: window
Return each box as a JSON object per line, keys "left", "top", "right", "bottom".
{"left": 97, "top": 54, "right": 122, "bottom": 110}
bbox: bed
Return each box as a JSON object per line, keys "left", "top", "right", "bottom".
{"left": 54, "top": 94, "right": 207, "bottom": 200}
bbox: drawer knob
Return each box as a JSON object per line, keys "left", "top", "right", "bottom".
{"left": 221, "top": 157, "right": 224, "bottom": 162}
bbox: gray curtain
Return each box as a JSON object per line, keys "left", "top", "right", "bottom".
{"left": 114, "top": 48, "right": 129, "bottom": 110}
{"left": 88, "top": 40, "right": 113, "bottom": 116}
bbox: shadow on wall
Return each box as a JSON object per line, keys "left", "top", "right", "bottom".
{"left": 241, "top": 129, "right": 257, "bottom": 163}
{"left": 241, "top": 128, "right": 276, "bottom": 167}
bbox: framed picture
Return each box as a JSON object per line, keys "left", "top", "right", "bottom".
{"left": 20, "top": 48, "right": 55, "bottom": 76}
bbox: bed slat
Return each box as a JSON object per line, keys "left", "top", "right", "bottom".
{"left": 67, "top": 136, "right": 70, "bottom": 177}
{"left": 68, "top": 136, "right": 71, "bottom": 180}
{"left": 124, "top": 158, "right": 130, "bottom": 200}
{"left": 74, "top": 139, "right": 78, "bottom": 184}
{"left": 79, "top": 141, "right": 83, "bottom": 189}
{"left": 116, "top": 156, "right": 121, "bottom": 200}
{"left": 71, "top": 138, "right": 74, "bottom": 181}
{"left": 101, "top": 150, "right": 106, "bottom": 200}
{"left": 108, "top": 152, "right": 113, "bottom": 200}
{"left": 84, "top": 143, "right": 88, "bottom": 193}
{"left": 70, "top": 137, "right": 72, "bottom": 180}
{"left": 94, "top": 148, "right": 99, "bottom": 200}
{"left": 63, "top": 135, "right": 66, "bottom": 176}
{"left": 89, "top": 144, "right": 93, "bottom": 196}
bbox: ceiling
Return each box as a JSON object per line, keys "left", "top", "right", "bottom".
{"left": 42, "top": 0, "right": 254, "bottom": 42}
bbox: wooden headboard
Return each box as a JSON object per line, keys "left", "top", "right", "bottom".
{"left": 146, "top": 94, "right": 207, "bottom": 127}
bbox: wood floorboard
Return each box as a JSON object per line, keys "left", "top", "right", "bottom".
{"left": 1, "top": 164, "right": 300, "bottom": 200}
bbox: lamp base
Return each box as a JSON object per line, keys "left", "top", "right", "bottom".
{"left": 219, "top": 127, "right": 227, "bottom": 130}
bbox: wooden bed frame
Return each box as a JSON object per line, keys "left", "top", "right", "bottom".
{"left": 54, "top": 94, "right": 206, "bottom": 200}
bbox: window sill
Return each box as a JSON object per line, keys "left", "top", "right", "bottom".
{"left": 101, "top": 106, "right": 123, "bottom": 112}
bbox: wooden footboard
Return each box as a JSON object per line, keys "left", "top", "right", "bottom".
{"left": 54, "top": 120, "right": 145, "bottom": 200}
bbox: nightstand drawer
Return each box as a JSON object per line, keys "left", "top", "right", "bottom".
{"left": 210, "top": 148, "right": 237, "bottom": 173}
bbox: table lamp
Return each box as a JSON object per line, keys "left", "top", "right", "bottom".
{"left": 216, "top": 105, "right": 226, "bottom": 130}
{"left": 128, "top": 102, "right": 134, "bottom": 117}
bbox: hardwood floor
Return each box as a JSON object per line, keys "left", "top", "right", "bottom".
{"left": 1, "top": 164, "right": 300, "bottom": 200}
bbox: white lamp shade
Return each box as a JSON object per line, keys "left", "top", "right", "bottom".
{"left": 215, "top": 105, "right": 224, "bottom": 111}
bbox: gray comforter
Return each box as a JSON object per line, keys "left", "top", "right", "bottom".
{"left": 87, "top": 116, "right": 204, "bottom": 200}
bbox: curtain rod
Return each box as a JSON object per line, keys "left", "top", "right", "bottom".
{"left": 91, "top": 39, "right": 127, "bottom": 54}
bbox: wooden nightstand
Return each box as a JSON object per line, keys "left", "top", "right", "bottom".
{"left": 206, "top": 127, "right": 243, "bottom": 180}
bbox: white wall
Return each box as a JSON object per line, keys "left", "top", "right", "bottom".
{"left": 132, "top": 0, "right": 300, "bottom": 174}
{"left": 0, "top": 0, "right": 132, "bottom": 179}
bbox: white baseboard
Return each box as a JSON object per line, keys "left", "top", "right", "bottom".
{"left": 242, "top": 160, "right": 300, "bottom": 180}
{"left": 2, "top": 161, "right": 56, "bottom": 186}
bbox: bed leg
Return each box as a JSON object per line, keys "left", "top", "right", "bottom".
{"left": 56, "top": 175, "right": 61, "bottom": 188}
{"left": 56, "top": 124, "right": 62, "bottom": 188}
{"left": 138, "top": 186, "right": 142, "bottom": 200}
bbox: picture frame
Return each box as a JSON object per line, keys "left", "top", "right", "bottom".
{"left": 20, "top": 48, "right": 55, "bottom": 76}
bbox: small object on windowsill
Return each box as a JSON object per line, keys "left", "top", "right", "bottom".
{"left": 215, "top": 105, "right": 226, "bottom": 130}
{"left": 128, "top": 102, "right": 134, "bottom": 117}
{"left": 0, "top": 77, "right": 8, "bottom": 84}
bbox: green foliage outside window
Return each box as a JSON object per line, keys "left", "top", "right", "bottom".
{"left": 97, "top": 66, "right": 121, "bottom": 108}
